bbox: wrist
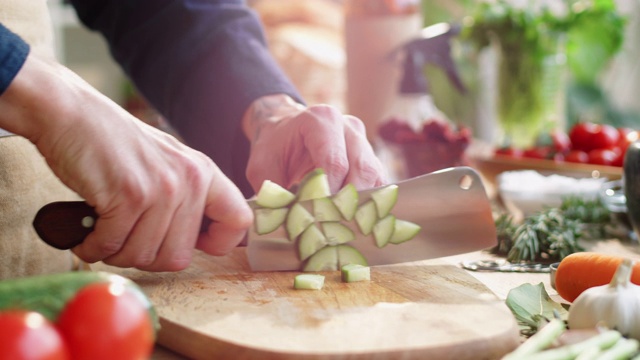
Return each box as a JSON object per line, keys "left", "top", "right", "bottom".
{"left": 241, "top": 94, "right": 305, "bottom": 142}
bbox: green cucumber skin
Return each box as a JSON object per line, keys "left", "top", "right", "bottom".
{"left": 0, "top": 271, "right": 159, "bottom": 332}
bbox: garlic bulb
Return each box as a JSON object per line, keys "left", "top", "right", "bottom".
{"left": 568, "top": 258, "right": 640, "bottom": 340}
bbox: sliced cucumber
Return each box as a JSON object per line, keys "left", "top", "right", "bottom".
{"left": 255, "top": 180, "right": 296, "bottom": 208}
{"left": 286, "top": 203, "right": 314, "bottom": 239}
{"left": 298, "top": 169, "right": 331, "bottom": 201}
{"left": 341, "top": 264, "right": 370, "bottom": 283}
{"left": 254, "top": 208, "right": 289, "bottom": 235}
{"left": 354, "top": 200, "right": 377, "bottom": 235}
{"left": 313, "top": 197, "right": 342, "bottom": 222}
{"left": 293, "top": 274, "right": 325, "bottom": 290}
{"left": 389, "top": 219, "right": 421, "bottom": 244}
{"left": 371, "top": 184, "right": 398, "bottom": 218}
{"left": 321, "top": 222, "right": 355, "bottom": 246}
{"left": 298, "top": 224, "right": 327, "bottom": 261}
{"left": 331, "top": 183, "right": 359, "bottom": 221}
{"left": 303, "top": 245, "right": 367, "bottom": 272}
{"left": 372, "top": 215, "right": 396, "bottom": 248}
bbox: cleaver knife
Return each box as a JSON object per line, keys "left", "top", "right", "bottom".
{"left": 33, "top": 167, "right": 497, "bottom": 271}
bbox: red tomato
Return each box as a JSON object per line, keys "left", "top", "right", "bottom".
{"left": 569, "top": 122, "right": 598, "bottom": 152}
{"left": 494, "top": 146, "right": 523, "bottom": 158}
{"left": 56, "top": 282, "right": 154, "bottom": 360}
{"left": 591, "top": 124, "right": 620, "bottom": 150}
{"left": 523, "top": 147, "right": 551, "bottom": 159}
{"left": 618, "top": 127, "right": 639, "bottom": 153}
{"left": 550, "top": 129, "right": 571, "bottom": 153}
{"left": 0, "top": 311, "right": 69, "bottom": 360}
{"left": 564, "top": 150, "right": 589, "bottom": 164}
{"left": 569, "top": 122, "right": 620, "bottom": 152}
{"left": 588, "top": 148, "right": 618, "bottom": 166}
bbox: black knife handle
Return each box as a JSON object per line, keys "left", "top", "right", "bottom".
{"left": 33, "top": 201, "right": 97, "bottom": 250}
{"left": 33, "top": 201, "right": 212, "bottom": 250}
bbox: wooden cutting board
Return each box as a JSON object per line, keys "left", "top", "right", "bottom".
{"left": 93, "top": 248, "right": 520, "bottom": 360}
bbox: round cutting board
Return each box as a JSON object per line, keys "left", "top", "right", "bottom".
{"left": 93, "top": 248, "right": 520, "bottom": 360}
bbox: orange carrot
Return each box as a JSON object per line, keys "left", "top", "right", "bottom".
{"left": 555, "top": 252, "right": 640, "bottom": 303}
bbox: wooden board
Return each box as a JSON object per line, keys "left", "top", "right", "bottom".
{"left": 93, "top": 249, "right": 520, "bottom": 360}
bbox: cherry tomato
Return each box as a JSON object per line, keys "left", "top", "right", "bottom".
{"left": 523, "top": 146, "right": 551, "bottom": 159}
{"left": 591, "top": 124, "right": 620, "bottom": 150}
{"left": 0, "top": 311, "right": 69, "bottom": 360}
{"left": 569, "top": 122, "right": 620, "bottom": 152}
{"left": 494, "top": 146, "right": 523, "bottom": 158}
{"left": 588, "top": 148, "right": 618, "bottom": 166}
{"left": 569, "top": 122, "right": 598, "bottom": 152}
{"left": 617, "top": 127, "right": 639, "bottom": 153}
{"left": 56, "top": 282, "right": 154, "bottom": 360}
{"left": 550, "top": 129, "right": 571, "bottom": 153}
{"left": 564, "top": 150, "right": 589, "bottom": 164}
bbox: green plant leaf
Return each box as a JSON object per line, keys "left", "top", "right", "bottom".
{"left": 506, "top": 282, "right": 568, "bottom": 334}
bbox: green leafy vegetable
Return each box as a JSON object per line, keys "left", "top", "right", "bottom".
{"left": 505, "top": 282, "right": 568, "bottom": 336}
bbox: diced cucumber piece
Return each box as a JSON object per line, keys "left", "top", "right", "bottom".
{"left": 373, "top": 215, "right": 396, "bottom": 248}
{"left": 254, "top": 208, "right": 289, "bottom": 235}
{"left": 341, "top": 264, "right": 371, "bottom": 283}
{"left": 298, "top": 224, "right": 327, "bottom": 261}
{"left": 389, "top": 219, "right": 421, "bottom": 244}
{"left": 298, "top": 169, "right": 331, "bottom": 201}
{"left": 303, "top": 245, "right": 367, "bottom": 272}
{"left": 321, "top": 222, "right": 355, "bottom": 246}
{"left": 354, "top": 200, "right": 377, "bottom": 235}
{"left": 255, "top": 180, "right": 296, "bottom": 208}
{"left": 371, "top": 184, "right": 398, "bottom": 218}
{"left": 293, "top": 274, "right": 325, "bottom": 290}
{"left": 331, "top": 183, "right": 359, "bottom": 221}
{"left": 313, "top": 197, "right": 342, "bottom": 222}
{"left": 286, "top": 203, "right": 315, "bottom": 240}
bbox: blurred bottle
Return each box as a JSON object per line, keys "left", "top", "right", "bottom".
{"left": 344, "top": 0, "right": 423, "bottom": 143}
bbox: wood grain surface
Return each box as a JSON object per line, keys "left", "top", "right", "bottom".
{"left": 94, "top": 248, "right": 520, "bottom": 360}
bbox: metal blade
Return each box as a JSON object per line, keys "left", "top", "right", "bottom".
{"left": 247, "top": 166, "right": 496, "bottom": 271}
{"left": 0, "top": 128, "right": 15, "bottom": 137}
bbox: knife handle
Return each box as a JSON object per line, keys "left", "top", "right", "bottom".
{"left": 33, "top": 201, "right": 212, "bottom": 250}
{"left": 33, "top": 201, "right": 97, "bottom": 250}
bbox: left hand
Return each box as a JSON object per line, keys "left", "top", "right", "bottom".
{"left": 243, "top": 95, "right": 387, "bottom": 193}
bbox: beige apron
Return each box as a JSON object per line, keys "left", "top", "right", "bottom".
{"left": 0, "top": 0, "right": 81, "bottom": 279}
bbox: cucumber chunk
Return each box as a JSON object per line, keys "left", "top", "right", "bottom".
{"left": 286, "top": 203, "right": 314, "bottom": 239}
{"left": 303, "top": 245, "right": 368, "bottom": 272}
{"left": 371, "top": 184, "right": 398, "bottom": 218}
{"left": 313, "top": 197, "right": 342, "bottom": 222}
{"left": 331, "top": 183, "right": 359, "bottom": 221}
{"left": 255, "top": 180, "right": 296, "bottom": 208}
{"left": 293, "top": 274, "right": 325, "bottom": 290}
{"left": 341, "top": 264, "right": 371, "bottom": 283}
{"left": 298, "top": 169, "right": 331, "bottom": 201}
{"left": 254, "top": 208, "right": 289, "bottom": 235}
{"left": 389, "top": 219, "right": 421, "bottom": 244}
{"left": 354, "top": 200, "right": 377, "bottom": 235}
{"left": 298, "top": 224, "right": 327, "bottom": 261}
{"left": 321, "top": 222, "right": 355, "bottom": 246}
{"left": 372, "top": 215, "right": 396, "bottom": 248}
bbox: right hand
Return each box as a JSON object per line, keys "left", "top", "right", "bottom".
{"left": 0, "top": 54, "right": 253, "bottom": 271}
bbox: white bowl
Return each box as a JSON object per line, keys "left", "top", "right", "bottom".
{"left": 498, "top": 170, "right": 606, "bottom": 217}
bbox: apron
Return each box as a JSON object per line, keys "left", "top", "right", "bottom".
{"left": 0, "top": 0, "right": 82, "bottom": 279}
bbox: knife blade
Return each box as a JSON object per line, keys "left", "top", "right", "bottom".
{"left": 33, "top": 166, "right": 497, "bottom": 271}
{"left": 0, "top": 128, "right": 15, "bottom": 137}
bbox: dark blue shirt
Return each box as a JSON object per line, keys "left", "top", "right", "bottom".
{"left": 2, "top": 1, "right": 302, "bottom": 196}
{"left": 0, "top": 23, "right": 29, "bottom": 96}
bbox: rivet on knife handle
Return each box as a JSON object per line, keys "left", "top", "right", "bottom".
{"left": 33, "top": 201, "right": 97, "bottom": 250}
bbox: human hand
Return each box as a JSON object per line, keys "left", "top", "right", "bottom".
{"left": 0, "top": 54, "right": 253, "bottom": 271}
{"left": 243, "top": 95, "right": 387, "bottom": 193}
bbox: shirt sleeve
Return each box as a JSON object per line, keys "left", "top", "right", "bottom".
{"left": 0, "top": 23, "right": 29, "bottom": 96}
{"left": 68, "top": 0, "right": 303, "bottom": 196}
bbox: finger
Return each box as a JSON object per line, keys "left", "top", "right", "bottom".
{"left": 71, "top": 206, "right": 136, "bottom": 264}
{"left": 342, "top": 115, "right": 389, "bottom": 189}
{"left": 299, "top": 105, "right": 349, "bottom": 191}
{"left": 196, "top": 168, "right": 253, "bottom": 256}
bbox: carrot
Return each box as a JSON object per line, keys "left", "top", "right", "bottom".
{"left": 555, "top": 252, "right": 640, "bottom": 302}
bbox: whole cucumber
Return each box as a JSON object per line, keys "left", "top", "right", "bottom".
{"left": 0, "top": 271, "right": 159, "bottom": 332}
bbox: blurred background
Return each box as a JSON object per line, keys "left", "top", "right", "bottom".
{"left": 47, "top": 0, "right": 640, "bottom": 151}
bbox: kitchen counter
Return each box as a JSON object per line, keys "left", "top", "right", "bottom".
{"left": 147, "top": 237, "right": 640, "bottom": 359}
